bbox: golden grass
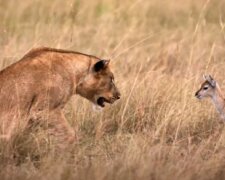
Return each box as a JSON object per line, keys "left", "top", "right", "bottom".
{"left": 1, "top": 0, "right": 225, "bottom": 179}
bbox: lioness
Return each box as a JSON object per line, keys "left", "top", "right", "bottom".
{"left": 0, "top": 47, "right": 120, "bottom": 148}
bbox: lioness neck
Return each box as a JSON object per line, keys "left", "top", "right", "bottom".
{"left": 21, "top": 47, "right": 99, "bottom": 94}
{"left": 65, "top": 53, "right": 98, "bottom": 93}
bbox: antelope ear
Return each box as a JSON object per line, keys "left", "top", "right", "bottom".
{"left": 93, "top": 60, "right": 110, "bottom": 72}
{"left": 204, "top": 74, "right": 216, "bottom": 87}
{"left": 208, "top": 75, "right": 216, "bottom": 87}
{"left": 203, "top": 74, "right": 207, "bottom": 80}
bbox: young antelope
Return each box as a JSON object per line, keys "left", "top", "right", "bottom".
{"left": 195, "top": 75, "right": 225, "bottom": 120}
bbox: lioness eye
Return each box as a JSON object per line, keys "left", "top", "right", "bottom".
{"left": 203, "top": 86, "right": 208, "bottom": 90}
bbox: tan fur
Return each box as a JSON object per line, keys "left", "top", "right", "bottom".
{"left": 0, "top": 47, "right": 120, "bottom": 148}
{"left": 195, "top": 75, "right": 225, "bottom": 120}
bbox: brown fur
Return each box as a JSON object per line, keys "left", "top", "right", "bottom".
{"left": 0, "top": 47, "right": 120, "bottom": 148}
{"left": 195, "top": 75, "right": 225, "bottom": 120}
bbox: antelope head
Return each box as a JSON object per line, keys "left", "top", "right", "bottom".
{"left": 195, "top": 75, "right": 217, "bottom": 99}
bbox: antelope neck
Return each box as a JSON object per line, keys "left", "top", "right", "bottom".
{"left": 211, "top": 86, "right": 225, "bottom": 115}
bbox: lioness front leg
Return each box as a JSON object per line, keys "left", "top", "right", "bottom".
{"left": 48, "top": 109, "right": 76, "bottom": 150}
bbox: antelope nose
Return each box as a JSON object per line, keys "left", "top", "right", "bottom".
{"left": 195, "top": 92, "right": 198, "bottom": 97}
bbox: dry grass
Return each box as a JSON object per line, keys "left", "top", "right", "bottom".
{"left": 1, "top": 0, "right": 225, "bottom": 179}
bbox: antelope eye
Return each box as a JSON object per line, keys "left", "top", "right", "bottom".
{"left": 203, "top": 86, "right": 208, "bottom": 90}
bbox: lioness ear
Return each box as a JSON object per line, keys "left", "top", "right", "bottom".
{"left": 94, "top": 60, "right": 110, "bottom": 72}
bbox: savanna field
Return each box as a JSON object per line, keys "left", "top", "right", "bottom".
{"left": 1, "top": 0, "right": 225, "bottom": 179}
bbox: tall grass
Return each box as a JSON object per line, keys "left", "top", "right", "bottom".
{"left": 1, "top": 0, "right": 225, "bottom": 179}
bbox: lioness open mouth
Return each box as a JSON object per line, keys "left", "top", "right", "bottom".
{"left": 97, "top": 97, "right": 111, "bottom": 107}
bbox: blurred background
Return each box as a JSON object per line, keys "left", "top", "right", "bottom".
{"left": 1, "top": 0, "right": 225, "bottom": 179}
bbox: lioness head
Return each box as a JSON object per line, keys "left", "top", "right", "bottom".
{"left": 76, "top": 59, "right": 121, "bottom": 107}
